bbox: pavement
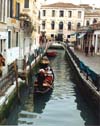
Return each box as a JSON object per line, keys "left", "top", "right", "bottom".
{"left": 74, "top": 49, "right": 100, "bottom": 74}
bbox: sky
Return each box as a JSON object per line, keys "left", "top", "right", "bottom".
{"left": 45, "top": 0, "right": 100, "bottom": 7}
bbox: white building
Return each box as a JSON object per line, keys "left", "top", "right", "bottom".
{"left": 40, "top": 2, "right": 85, "bottom": 41}
{"left": 40, "top": 2, "right": 100, "bottom": 43}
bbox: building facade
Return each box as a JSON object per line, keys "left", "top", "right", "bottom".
{"left": 0, "top": 0, "right": 43, "bottom": 64}
{"left": 0, "top": 0, "right": 44, "bottom": 77}
{"left": 40, "top": 2, "right": 100, "bottom": 42}
{"left": 0, "top": 0, "right": 20, "bottom": 65}
{"left": 19, "top": 0, "right": 43, "bottom": 57}
{"left": 40, "top": 2, "right": 85, "bottom": 41}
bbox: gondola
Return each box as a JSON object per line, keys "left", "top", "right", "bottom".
{"left": 34, "top": 56, "right": 54, "bottom": 94}
{"left": 46, "top": 50, "right": 57, "bottom": 57}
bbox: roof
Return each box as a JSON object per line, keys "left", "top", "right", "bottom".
{"left": 79, "top": 4, "right": 92, "bottom": 9}
{"left": 41, "top": 2, "right": 81, "bottom": 8}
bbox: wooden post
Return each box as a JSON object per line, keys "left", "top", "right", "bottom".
{"left": 14, "top": 59, "right": 20, "bottom": 102}
{"left": 29, "top": 55, "right": 32, "bottom": 87}
{"left": 24, "top": 55, "right": 27, "bottom": 71}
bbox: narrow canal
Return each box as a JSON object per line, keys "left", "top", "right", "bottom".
{"left": 6, "top": 49, "right": 98, "bottom": 126}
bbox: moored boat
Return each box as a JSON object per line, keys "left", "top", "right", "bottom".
{"left": 34, "top": 56, "right": 54, "bottom": 94}
{"left": 46, "top": 51, "right": 57, "bottom": 57}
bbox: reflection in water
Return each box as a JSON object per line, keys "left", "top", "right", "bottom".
{"left": 32, "top": 50, "right": 98, "bottom": 126}
{"left": 4, "top": 49, "right": 98, "bottom": 126}
{"left": 72, "top": 86, "right": 98, "bottom": 126}
{"left": 70, "top": 64, "right": 99, "bottom": 125}
{"left": 34, "top": 90, "right": 53, "bottom": 113}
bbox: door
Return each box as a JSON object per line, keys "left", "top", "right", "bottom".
{"left": 57, "top": 34, "right": 63, "bottom": 41}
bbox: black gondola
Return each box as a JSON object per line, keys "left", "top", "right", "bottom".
{"left": 34, "top": 56, "right": 54, "bottom": 94}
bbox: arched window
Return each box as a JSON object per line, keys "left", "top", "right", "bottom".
{"left": 51, "top": 21, "right": 55, "bottom": 29}
{"left": 86, "top": 21, "right": 90, "bottom": 26}
{"left": 68, "top": 22, "right": 71, "bottom": 30}
{"left": 59, "top": 21, "right": 63, "bottom": 30}
{"left": 77, "top": 22, "right": 81, "bottom": 29}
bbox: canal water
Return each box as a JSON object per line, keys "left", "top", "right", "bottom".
{"left": 6, "top": 49, "right": 98, "bottom": 126}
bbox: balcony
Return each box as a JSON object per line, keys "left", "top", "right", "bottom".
{"left": 19, "top": 13, "right": 34, "bottom": 35}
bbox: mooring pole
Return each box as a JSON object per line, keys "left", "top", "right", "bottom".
{"left": 14, "top": 59, "right": 20, "bottom": 103}
{"left": 24, "top": 55, "right": 28, "bottom": 87}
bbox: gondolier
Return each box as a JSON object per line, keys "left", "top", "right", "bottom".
{"left": 34, "top": 56, "right": 54, "bottom": 94}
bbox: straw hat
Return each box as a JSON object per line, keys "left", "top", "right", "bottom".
{"left": 41, "top": 56, "right": 50, "bottom": 64}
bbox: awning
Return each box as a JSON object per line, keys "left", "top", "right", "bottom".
{"left": 68, "top": 35, "right": 76, "bottom": 42}
{"left": 68, "top": 33, "right": 77, "bottom": 42}
{"left": 77, "top": 33, "right": 86, "bottom": 39}
{"left": 70, "top": 32, "right": 78, "bottom": 36}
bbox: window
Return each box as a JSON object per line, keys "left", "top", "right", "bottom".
{"left": 59, "top": 22, "right": 63, "bottom": 30}
{"left": 77, "top": 22, "right": 81, "bottom": 29}
{"left": 0, "top": 40, "right": 3, "bottom": 52}
{"left": 68, "top": 11, "right": 72, "bottom": 18}
{"left": 3, "top": 0, "right": 6, "bottom": 21}
{"left": 78, "top": 11, "right": 81, "bottom": 18}
{"left": 16, "top": 2, "right": 20, "bottom": 19}
{"left": 0, "top": 0, "right": 3, "bottom": 21}
{"left": 68, "top": 22, "right": 71, "bottom": 30}
{"left": 58, "top": 34, "right": 63, "bottom": 41}
{"left": 16, "top": 32, "right": 18, "bottom": 47}
{"left": 43, "top": 10, "right": 46, "bottom": 16}
{"left": 59, "top": 10, "right": 64, "bottom": 17}
{"left": 51, "top": 21, "right": 55, "bottom": 30}
{"left": 7, "top": 0, "right": 10, "bottom": 17}
{"left": 52, "top": 10, "right": 55, "bottom": 17}
{"left": 38, "top": 26, "right": 40, "bottom": 34}
{"left": 42, "top": 21, "right": 45, "bottom": 29}
{"left": 24, "top": 0, "right": 29, "bottom": 8}
{"left": 0, "top": 0, "right": 7, "bottom": 21}
{"left": 51, "top": 34, "right": 54, "bottom": 37}
{"left": 10, "top": 0, "right": 13, "bottom": 17}
{"left": 38, "top": 11, "right": 40, "bottom": 19}
{"left": 8, "top": 31, "right": 11, "bottom": 48}
{"left": 86, "top": 21, "right": 90, "bottom": 26}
